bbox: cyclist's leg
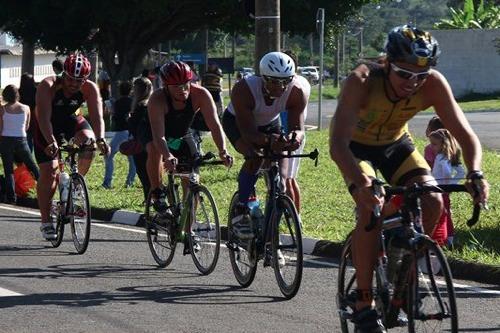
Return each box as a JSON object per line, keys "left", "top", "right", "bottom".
{"left": 33, "top": 121, "right": 60, "bottom": 238}
{"left": 348, "top": 160, "right": 381, "bottom": 311}
{"left": 389, "top": 148, "right": 443, "bottom": 236}
{"left": 72, "top": 116, "right": 95, "bottom": 176}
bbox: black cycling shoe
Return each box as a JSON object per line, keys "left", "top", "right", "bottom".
{"left": 351, "top": 306, "right": 387, "bottom": 333}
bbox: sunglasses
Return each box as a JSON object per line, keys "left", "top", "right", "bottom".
{"left": 168, "top": 82, "right": 190, "bottom": 91}
{"left": 390, "top": 63, "right": 430, "bottom": 81}
{"left": 263, "top": 76, "right": 293, "bottom": 86}
{"left": 63, "top": 73, "right": 87, "bottom": 84}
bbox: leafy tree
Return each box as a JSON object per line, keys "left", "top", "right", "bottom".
{"left": 434, "top": 0, "right": 500, "bottom": 28}
{"left": 1, "top": 0, "right": 376, "bottom": 83}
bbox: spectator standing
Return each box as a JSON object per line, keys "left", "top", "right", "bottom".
{"left": 202, "top": 63, "right": 224, "bottom": 116}
{"left": 102, "top": 81, "right": 136, "bottom": 189}
{"left": 424, "top": 116, "right": 444, "bottom": 168}
{"left": 0, "top": 85, "right": 40, "bottom": 204}
{"left": 128, "top": 77, "right": 153, "bottom": 201}
{"left": 19, "top": 73, "right": 37, "bottom": 152}
{"left": 429, "top": 128, "right": 465, "bottom": 247}
{"left": 52, "top": 59, "right": 64, "bottom": 76}
{"left": 280, "top": 50, "right": 311, "bottom": 213}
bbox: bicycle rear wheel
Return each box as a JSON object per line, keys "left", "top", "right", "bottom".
{"left": 272, "top": 195, "right": 303, "bottom": 299}
{"left": 68, "top": 174, "right": 91, "bottom": 254}
{"left": 227, "top": 192, "right": 257, "bottom": 287}
{"left": 50, "top": 200, "right": 65, "bottom": 248}
{"left": 189, "top": 185, "right": 221, "bottom": 275}
{"left": 407, "top": 238, "right": 458, "bottom": 333}
{"left": 145, "top": 189, "right": 177, "bottom": 267}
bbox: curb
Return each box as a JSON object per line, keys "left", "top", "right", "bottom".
{"left": 14, "top": 198, "right": 500, "bottom": 286}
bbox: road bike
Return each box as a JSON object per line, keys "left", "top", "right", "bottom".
{"left": 337, "top": 181, "right": 482, "bottom": 332}
{"left": 50, "top": 139, "right": 95, "bottom": 254}
{"left": 226, "top": 144, "right": 319, "bottom": 299}
{"left": 145, "top": 152, "right": 226, "bottom": 275}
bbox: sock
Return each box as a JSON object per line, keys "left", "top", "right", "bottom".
{"left": 238, "top": 169, "right": 258, "bottom": 204}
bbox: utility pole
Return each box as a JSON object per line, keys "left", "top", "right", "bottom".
{"left": 255, "top": 0, "right": 280, "bottom": 73}
{"left": 316, "top": 8, "right": 325, "bottom": 131}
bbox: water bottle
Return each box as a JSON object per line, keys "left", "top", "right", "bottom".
{"left": 59, "top": 171, "right": 70, "bottom": 202}
{"left": 247, "top": 196, "right": 264, "bottom": 235}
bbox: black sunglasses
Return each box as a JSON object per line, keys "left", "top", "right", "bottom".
{"left": 263, "top": 76, "right": 293, "bottom": 86}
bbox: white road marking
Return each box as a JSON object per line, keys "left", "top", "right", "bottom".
{"left": 2, "top": 204, "right": 499, "bottom": 296}
{"left": 0, "top": 287, "right": 23, "bottom": 296}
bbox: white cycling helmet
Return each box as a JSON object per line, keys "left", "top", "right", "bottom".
{"left": 259, "top": 51, "right": 295, "bottom": 78}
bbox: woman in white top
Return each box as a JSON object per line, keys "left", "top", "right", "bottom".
{"left": 0, "top": 84, "right": 40, "bottom": 204}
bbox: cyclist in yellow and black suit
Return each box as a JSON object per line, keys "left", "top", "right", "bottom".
{"left": 329, "top": 25, "right": 489, "bottom": 333}
{"left": 34, "top": 53, "right": 110, "bottom": 241}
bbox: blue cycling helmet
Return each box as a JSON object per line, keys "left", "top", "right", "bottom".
{"left": 385, "top": 25, "right": 440, "bottom": 67}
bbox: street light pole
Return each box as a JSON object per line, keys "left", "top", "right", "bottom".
{"left": 316, "top": 8, "right": 325, "bottom": 131}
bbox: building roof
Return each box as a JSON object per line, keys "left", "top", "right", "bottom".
{"left": 0, "top": 45, "right": 56, "bottom": 56}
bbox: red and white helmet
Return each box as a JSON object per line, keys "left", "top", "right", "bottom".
{"left": 64, "top": 53, "right": 92, "bottom": 79}
{"left": 159, "top": 61, "right": 193, "bottom": 85}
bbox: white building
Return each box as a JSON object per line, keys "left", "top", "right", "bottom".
{"left": 0, "top": 31, "right": 58, "bottom": 88}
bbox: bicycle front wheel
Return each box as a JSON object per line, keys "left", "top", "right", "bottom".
{"left": 189, "top": 185, "right": 221, "bottom": 275}
{"left": 68, "top": 174, "right": 91, "bottom": 254}
{"left": 145, "top": 189, "right": 177, "bottom": 267}
{"left": 272, "top": 195, "right": 303, "bottom": 299}
{"left": 407, "top": 237, "right": 458, "bottom": 333}
{"left": 50, "top": 200, "right": 65, "bottom": 248}
{"left": 227, "top": 192, "right": 257, "bottom": 287}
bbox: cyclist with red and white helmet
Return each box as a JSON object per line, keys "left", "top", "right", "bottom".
{"left": 329, "top": 25, "right": 489, "bottom": 332}
{"left": 143, "top": 61, "right": 232, "bottom": 212}
{"left": 222, "top": 51, "right": 308, "bottom": 240}
{"left": 34, "top": 53, "right": 110, "bottom": 240}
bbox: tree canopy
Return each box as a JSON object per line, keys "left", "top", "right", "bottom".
{"left": 1, "top": 0, "right": 376, "bottom": 82}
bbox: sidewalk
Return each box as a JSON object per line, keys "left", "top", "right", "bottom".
{"left": 15, "top": 196, "right": 500, "bottom": 286}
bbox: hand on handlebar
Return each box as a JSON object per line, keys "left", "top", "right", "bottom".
{"left": 219, "top": 150, "right": 234, "bottom": 168}
{"left": 96, "top": 138, "right": 110, "bottom": 156}
{"left": 466, "top": 174, "right": 489, "bottom": 209}
{"left": 269, "top": 133, "right": 300, "bottom": 152}
{"left": 164, "top": 155, "right": 178, "bottom": 172}
{"left": 44, "top": 141, "right": 59, "bottom": 158}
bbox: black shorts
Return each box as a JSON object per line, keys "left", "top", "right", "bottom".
{"left": 34, "top": 114, "right": 93, "bottom": 164}
{"left": 349, "top": 133, "right": 431, "bottom": 185}
{"left": 222, "top": 111, "right": 281, "bottom": 147}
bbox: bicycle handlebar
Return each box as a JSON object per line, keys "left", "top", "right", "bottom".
{"left": 365, "top": 182, "right": 482, "bottom": 231}
{"left": 174, "top": 152, "right": 227, "bottom": 171}
{"left": 245, "top": 148, "right": 319, "bottom": 166}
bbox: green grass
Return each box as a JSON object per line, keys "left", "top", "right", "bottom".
{"left": 60, "top": 128, "right": 500, "bottom": 266}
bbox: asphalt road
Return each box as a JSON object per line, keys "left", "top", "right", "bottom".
{"left": 1, "top": 206, "right": 499, "bottom": 332}
{"left": 307, "top": 100, "right": 500, "bottom": 152}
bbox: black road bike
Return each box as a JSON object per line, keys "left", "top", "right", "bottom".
{"left": 226, "top": 146, "right": 318, "bottom": 299}
{"left": 337, "top": 181, "right": 482, "bottom": 332}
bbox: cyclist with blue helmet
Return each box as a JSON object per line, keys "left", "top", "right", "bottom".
{"left": 329, "top": 25, "right": 489, "bottom": 333}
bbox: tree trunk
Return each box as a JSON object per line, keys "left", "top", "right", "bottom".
{"left": 21, "top": 41, "right": 35, "bottom": 76}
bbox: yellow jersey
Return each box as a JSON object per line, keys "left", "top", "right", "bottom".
{"left": 352, "top": 69, "right": 426, "bottom": 145}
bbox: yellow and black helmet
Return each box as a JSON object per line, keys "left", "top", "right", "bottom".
{"left": 385, "top": 25, "right": 440, "bottom": 67}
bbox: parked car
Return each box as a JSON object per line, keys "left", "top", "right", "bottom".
{"left": 298, "top": 66, "right": 319, "bottom": 85}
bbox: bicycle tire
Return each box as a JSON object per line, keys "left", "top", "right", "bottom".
{"left": 272, "top": 194, "right": 303, "bottom": 299}
{"left": 50, "top": 199, "right": 65, "bottom": 248}
{"left": 68, "top": 174, "right": 91, "bottom": 254}
{"left": 227, "top": 191, "right": 257, "bottom": 287}
{"left": 407, "top": 238, "right": 458, "bottom": 333}
{"left": 145, "top": 188, "right": 177, "bottom": 267}
{"left": 189, "top": 185, "right": 221, "bottom": 275}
